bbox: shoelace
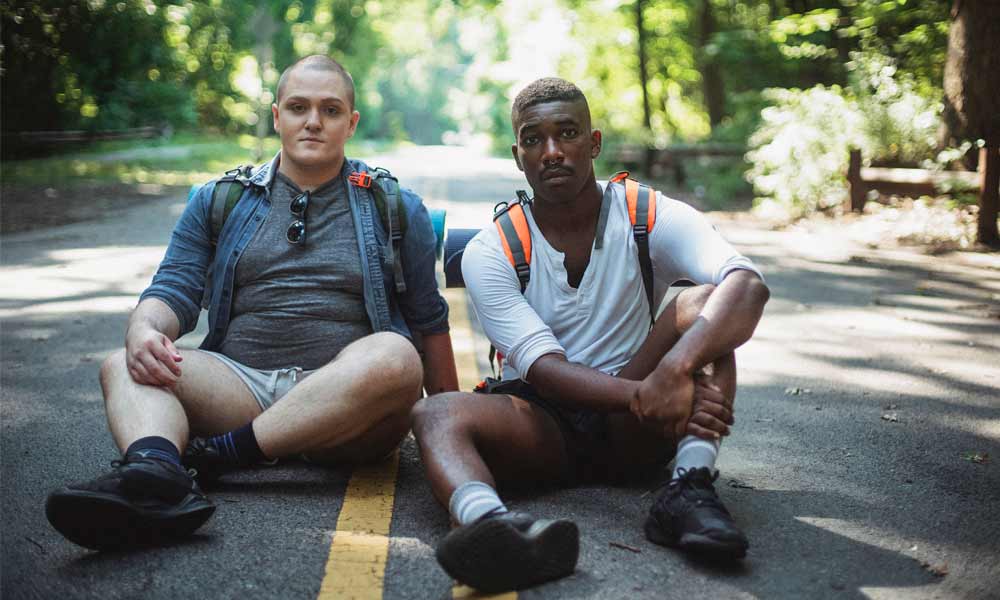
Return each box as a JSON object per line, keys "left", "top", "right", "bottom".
{"left": 652, "top": 467, "right": 727, "bottom": 511}
{"left": 110, "top": 457, "right": 199, "bottom": 479}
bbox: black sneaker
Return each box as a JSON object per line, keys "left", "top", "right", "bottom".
{"left": 182, "top": 437, "right": 229, "bottom": 483}
{"left": 644, "top": 467, "right": 749, "bottom": 559}
{"left": 183, "top": 437, "right": 278, "bottom": 482}
{"left": 45, "top": 457, "right": 215, "bottom": 551}
{"left": 436, "top": 510, "right": 579, "bottom": 593}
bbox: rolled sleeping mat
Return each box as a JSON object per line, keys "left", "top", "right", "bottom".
{"left": 428, "top": 208, "right": 446, "bottom": 260}
{"left": 443, "top": 228, "right": 482, "bottom": 288}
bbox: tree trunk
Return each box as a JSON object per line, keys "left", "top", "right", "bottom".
{"left": 252, "top": 1, "right": 277, "bottom": 163}
{"left": 697, "top": 0, "right": 725, "bottom": 129}
{"left": 635, "top": 0, "right": 654, "bottom": 175}
{"left": 979, "top": 145, "right": 1000, "bottom": 247}
{"left": 942, "top": 0, "right": 1000, "bottom": 246}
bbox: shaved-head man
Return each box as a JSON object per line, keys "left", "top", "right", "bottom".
{"left": 46, "top": 55, "right": 458, "bottom": 551}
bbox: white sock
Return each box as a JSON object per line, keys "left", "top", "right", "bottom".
{"left": 672, "top": 435, "right": 720, "bottom": 479}
{"left": 448, "top": 481, "right": 508, "bottom": 525}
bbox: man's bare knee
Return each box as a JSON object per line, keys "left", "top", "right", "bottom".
{"left": 412, "top": 392, "right": 472, "bottom": 436}
{"left": 675, "top": 284, "right": 716, "bottom": 331}
{"left": 351, "top": 331, "right": 423, "bottom": 393}
{"left": 99, "top": 349, "right": 128, "bottom": 389}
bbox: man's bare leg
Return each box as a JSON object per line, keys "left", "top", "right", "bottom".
{"left": 100, "top": 348, "right": 262, "bottom": 455}
{"left": 44, "top": 348, "right": 248, "bottom": 551}
{"left": 181, "top": 331, "right": 424, "bottom": 476}
{"left": 607, "top": 284, "right": 736, "bottom": 475}
{"left": 257, "top": 331, "right": 423, "bottom": 463}
{"left": 413, "top": 392, "right": 570, "bottom": 507}
{"left": 412, "top": 391, "right": 578, "bottom": 592}
{"left": 611, "top": 285, "right": 748, "bottom": 558}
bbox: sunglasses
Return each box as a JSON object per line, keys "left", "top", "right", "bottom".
{"left": 286, "top": 191, "right": 310, "bottom": 246}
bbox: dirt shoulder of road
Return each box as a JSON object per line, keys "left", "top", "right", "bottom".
{"left": 1, "top": 182, "right": 188, "bottom": 234}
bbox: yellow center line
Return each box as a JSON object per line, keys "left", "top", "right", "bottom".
{"left": 452, "top": 585, "right": 519, "bottom": 599}
{"left": 446, "top": 288, "right": 519, "bottom": 600}
{"left": 318, "top": 452, "right": 400, "bottom": 600}
{"left": 443, "top": 287, "right": 488, "bottom": 391}
{"left": 318, "top": 289, "right": 515, "bottom": 599}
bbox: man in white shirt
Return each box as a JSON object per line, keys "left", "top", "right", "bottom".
{"left": 412, "top": 77, "right": 769, "bottom": 593}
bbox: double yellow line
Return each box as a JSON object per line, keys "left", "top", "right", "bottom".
{"left": 317, "top": 289, "right": 515, "bottom": 599}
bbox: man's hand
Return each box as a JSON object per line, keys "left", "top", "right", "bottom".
{"left": 630, "top": 364, "right": 695, "bottom": 439}
{"left": 125, "top": 324, "right": 183, "bottom": 387}
{"left": 686, "top": 376, "right": 734, "bottom": 440}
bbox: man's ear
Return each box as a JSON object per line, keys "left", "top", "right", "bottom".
{"left": 347, "top": 110, "right": 360, "bottom": 138}
{"left": 591, "top": 129, "right": 602, "bottom": 159}
{"left": 511, "top": 144, "right": 524, "bottom": 172}
{"left": 272, "top": 103, "right": 280, "bottom": 133}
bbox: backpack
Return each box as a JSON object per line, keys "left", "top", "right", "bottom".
{"left": 205, "top": 164, "right": 409, "bottom": 293}
{"left": 492, "top": 171, "right": 659, "bottom": 319}
{"left": 483, "top": 171, "right": 660, "bottom": 376}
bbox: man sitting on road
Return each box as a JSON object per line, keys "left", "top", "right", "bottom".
{"left": 412, "top": 77, "right": 769, "bottom": 593}
{"left": 46, "top": 55, "right": 457, "bottom": 551}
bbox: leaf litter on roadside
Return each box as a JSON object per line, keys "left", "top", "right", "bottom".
{"left": 960, "top": 452, "right": 988, "bottom": 464}
{"left": 921, "top": 561, "right": 948, "bottom": 577}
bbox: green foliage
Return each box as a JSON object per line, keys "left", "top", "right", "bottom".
{"left": 2, "top": 1, "right": 194, "bottom": 134}
{"left": 684, "top": 158, "right": 753, "bottom": 210}
{"left": 745, "top": 47, "right": 946, "bottom": 216}
{"left": 746, "top": 85, "right": 865, "bottom": 214}
{"left": 2, "top": 0, "right": 955, "bottom": 197}
{"left": 849, "top": 50, "right": 940, "bottom": 167}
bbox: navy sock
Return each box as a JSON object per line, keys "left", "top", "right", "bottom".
{"left": 206, "top": 422, "right": 267, "bottom": 466}
{"left": 125, "top": 436, "right": 182, "bottom": 466}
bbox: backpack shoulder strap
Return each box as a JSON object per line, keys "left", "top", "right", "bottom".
{"left": 492, "top": 193, "right": 532, "bottom": 292}
{"left": 613, "top": 171, "right": 658, "bottom": 322}
{"left": 209, "top": 165, "right": 254, "bottom": 245}
{"left": 350, "top": 167, "right": 408, "bottom": 293}
{"left": 487, "top": 191, "right": 532, "bottom": 377}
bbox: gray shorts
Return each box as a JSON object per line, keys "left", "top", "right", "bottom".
{"left": 202, "top": 351, "right": 314, "bottom": 411}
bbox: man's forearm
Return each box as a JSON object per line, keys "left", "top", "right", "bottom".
{"left": 659, "top": 271, "right": 769, "bottom": 376}
{"left": 421, "top": 331, "right": 459, "bottom": 395}
{"left": 127, "top": 298, "right": 182, "bottom": 342}
{"left": 527, "top": 354, "right": 638, "bottom": 413}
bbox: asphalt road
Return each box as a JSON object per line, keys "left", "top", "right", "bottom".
{"left": 2, "top": 146, "right": 999, "bottom": 599}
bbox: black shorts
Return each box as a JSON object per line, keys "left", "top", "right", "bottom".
{"left": 475, "top": 378, "right": 623, "bottom": 484}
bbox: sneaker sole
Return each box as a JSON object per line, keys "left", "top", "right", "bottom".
{"left": 45, "top": 489, "right": 215, "bottom": 551}
{"left": 436, "top": 518, "right": 579, "bottom": 593}
{"left": 644, "top": 516, "right": 747, "bottom": 559}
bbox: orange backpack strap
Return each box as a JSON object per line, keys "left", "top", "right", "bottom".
{"left": 622, "top": 175, "right": 657, "bottom": 323}
{"left": 488, "top": 193, "right": 533, "bottom": 377}
{"left": 493, "top": 199, "right": 532, "bottom": 292}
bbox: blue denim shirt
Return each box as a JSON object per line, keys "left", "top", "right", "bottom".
{"left": 140, "top": 153, "right": 449, "bottom": 351}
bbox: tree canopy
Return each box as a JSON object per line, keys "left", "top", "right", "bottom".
{"left": 2, "top": 0, "right": 955, "bottom": 147}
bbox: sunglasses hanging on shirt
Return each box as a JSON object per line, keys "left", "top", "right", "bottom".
{"left": 286, "top": 190, "right": 309, "bottom": 246}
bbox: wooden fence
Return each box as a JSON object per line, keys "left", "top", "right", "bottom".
{"left": 845, "top": 148, "right": 981, "bottom": 212}
{"left": 612, "top": 143, "right": 745, "bottom": 183}
{"left": 10, "top": 125, "right": 172, "bottom": 145}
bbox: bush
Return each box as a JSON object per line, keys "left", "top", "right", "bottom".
{"left": 746, "top": 51, "right": 944, "bottom": 217}
{"left": 850, "top": 52, "right": 941, "bottom": 167}
{"left": 746, "top": 85, "right": 866, "bottom": 215}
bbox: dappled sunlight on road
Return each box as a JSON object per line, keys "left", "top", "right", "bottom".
{"left": 0, "top": 244, "right": 168, "bottom": 320}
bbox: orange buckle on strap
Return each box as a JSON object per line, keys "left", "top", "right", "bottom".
{"left": 348, "top": 171, "right": 373, "bottom": 188}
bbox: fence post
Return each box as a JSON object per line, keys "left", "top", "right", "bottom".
{"left": 978, "top": 144, "right": 1000, "bottom": 246}
{"left": 846, "top": 149, "right": 865, "bottom": 212}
